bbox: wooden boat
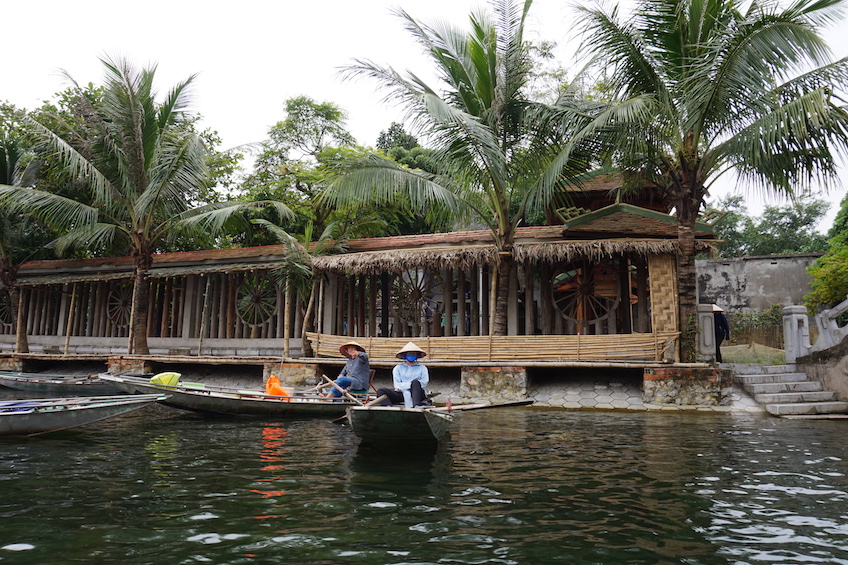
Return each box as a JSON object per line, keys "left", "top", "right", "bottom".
{"left": 0, "top": 394, "right": 166, "bottom": 437}
{"left": 98, "top": 374, "right": 360, "bottom": 417}
{"left": 0, "top": 371, "right": 122, "bottom": 395}
{"left": 346, "top": 400, "right": 535, "bottom": 443}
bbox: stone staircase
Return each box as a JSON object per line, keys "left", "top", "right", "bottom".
{"left": 730, "top": 364, "right": 848, "bottom": 418}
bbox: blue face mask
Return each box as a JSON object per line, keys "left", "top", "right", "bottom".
{"left": 404, "top": 353, "right": 419, "bottom": 363}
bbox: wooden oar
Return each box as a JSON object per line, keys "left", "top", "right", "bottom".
{"left": 432, "top": 399, "right": 535, "bottom": 412}
{"left": 322, "top": 375, "right": 364, "bottom": 405}
{"left": 364, "top": 394, "right": 387, "bottom": 407}
{"left": 302, "top": 379, "right": 335, "bottom": 394}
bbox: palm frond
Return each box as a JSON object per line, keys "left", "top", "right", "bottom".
{"left": 23, "top": 116, "right": 122, "bottom": 210}
{"left": 175, "top": 200, "right": 294, "bottom": 234}
{"left": 52, "top": 222, "right": 124, "bottom": 257}
{"left": 0, "top": 185, "right": 99, "bottom": 229}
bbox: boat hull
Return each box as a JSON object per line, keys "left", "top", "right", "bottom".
{"left": 0, "top": 394, "right": 165, "bottom": 436}
{"left": 99, "top": 374, "right": 356, "bottom": 417}
{"left": 346, "top": 406, "right": 453, "bottom": 443}
{"left": 0, "top": 371, "right": 121, "bottom": 395}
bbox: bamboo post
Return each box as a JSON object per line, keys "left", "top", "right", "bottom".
{"left": 127, "top": 278, "right": 137, "bottom": 355}
{"left": 283, "top": 281, "right": 292, "bottom": 359}
{"left": 63, "top": 284, "right": 78, "bottom": 355}
{"left": 197, "top": 276, "right": 211, "bottom": 356}
{"left": 524, "top": 258, "right": 535, "bottom": 336}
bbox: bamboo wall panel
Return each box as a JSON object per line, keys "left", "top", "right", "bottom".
{"left": 648, "top": 254, "right": 678, "bottom": 333}
{"left": 306, "top": 331, "right": 679, "bottom": 362}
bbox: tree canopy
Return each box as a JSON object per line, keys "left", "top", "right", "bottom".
{"left": 709, "top": 195, "right": 830, "bottom": 257}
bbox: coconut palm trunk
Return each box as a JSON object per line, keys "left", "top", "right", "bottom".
{"left": 130, "top": 261, "right": 151, "bottom": 355}
{"left": 12, "top": 287, "right": 28, "bottom": 354}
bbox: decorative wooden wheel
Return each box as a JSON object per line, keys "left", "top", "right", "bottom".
{"left": 391, "top": 269, "right": 438, "bottom": 326}
{"left": 0, "top": 289, "right": 13, "bottom": 328}
{"left": 107, "top": 282, "right": 133, "bottom": 328}
{"left": 552, "top": 259, "right": 621, "bottom": 327}
{"left": 237, "top": 275, "right": 277, "bottom": 327}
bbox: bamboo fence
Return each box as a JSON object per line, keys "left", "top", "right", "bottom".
{"left": 305, "top": 331, "right": 679, "bottom": 363}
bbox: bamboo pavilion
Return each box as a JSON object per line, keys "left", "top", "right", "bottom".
{"left": 1, "top": 202, "right": 717, "bottom": 368}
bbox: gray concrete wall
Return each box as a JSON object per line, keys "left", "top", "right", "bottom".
{"left": 797, "top": 338, "right": 848, "bottom": 400}
{"left": 697, "top": 253, "right": 822, "bottom": 312}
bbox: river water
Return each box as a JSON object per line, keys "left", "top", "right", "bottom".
{"left": 1, "top": 400, "right": 846, "bottom": 564}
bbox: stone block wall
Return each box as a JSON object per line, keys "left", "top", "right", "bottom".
{"left": 267, "top": 363, "right": 323, "bottom": 387}
{"left": 0, "top": 358, "right": 24, "bottom": 372}
{"left": 642, "top": 367, "right": 734, "bottom": 406}
{"left": 460, "top": 366, "right": 527, "bottom": 402}
{"left": 108, "top": 357, "right": 154, "bottom": 375}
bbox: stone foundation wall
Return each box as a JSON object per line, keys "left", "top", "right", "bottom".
{"left": 0, "top": 358, "right": 24, "bottom": 372}
{"left": 642, "top": 367, "right": 733, "bottom": 406}
{"left": 267, "top": 363, "right": 323, "bottom": 387}
{"left": 460, "top": 366, "right": 527, "bottom": 402}
{"left": 108, "top": 358, "right": 155, "bottom": 375}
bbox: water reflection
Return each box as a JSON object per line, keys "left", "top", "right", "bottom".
{"left": 0, "top": 401, "right": 846, "bottom": 563}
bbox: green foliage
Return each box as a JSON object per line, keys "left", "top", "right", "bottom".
{"left": 0, "top": 109, "right": 57, "bottom": 268}
{"left": 525, "top": 40, "right": 573, "bottom": 104}
{"left": 726, "top": 305, "right": 785, "bottom": 349}
{"left": 376, "top": 122, "right": 418, "bottom": 152}
{"left": 805, "top": 191, "right": 848, "bottom": 310}
{"left": 728, "top": 304, "right": 784, "bottom": 335}
{"left": 707, "top": 194, "right": 829, "bottom": 258}
{"left": 806, "top": 245, "right": 848, "bottom": 310}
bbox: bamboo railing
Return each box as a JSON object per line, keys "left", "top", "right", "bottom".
{"left": 305, "top": 332, "right": 679, "bottom": 363}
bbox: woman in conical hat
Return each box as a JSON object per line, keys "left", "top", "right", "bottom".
{"left": 322, "top": 340, "right": 370, "bottom": 398}
{"left": 376, "top": 342, "right": 430, "bottom": 407}
{"left": 395, "top": 341, "right": 426, "bottom": 359}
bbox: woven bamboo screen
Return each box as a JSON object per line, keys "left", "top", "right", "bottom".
{"left": 648, "top": 254, "right": 678, "bottom": 333}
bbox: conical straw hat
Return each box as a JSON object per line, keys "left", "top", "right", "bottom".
{"left": 340, "top": 341, "right": 365, "bottom": 357}
{"left": 396, "top": 341, "right": 426, "bottom": 359}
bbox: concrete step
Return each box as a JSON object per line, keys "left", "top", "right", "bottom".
{"left": 726, "top": 363, "right": 796, "bottom": 375}
{"left": 746, "top": 381, "right": 823, "bottom": 394}
{"left": 735, "top": 372, "right": 810, "bottom": 385}
{"left": 765, "top": 401, "right": 848, "bottom": 416}
{"left": 755, "top": 390, "right": 838, "bottom": 404}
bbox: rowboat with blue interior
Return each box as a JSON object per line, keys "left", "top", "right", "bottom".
{"left": 0, "top": 394, "right": 166, "bottom": 437}
{"left": 0, "top": 371, "right": 122, "bottom": 396}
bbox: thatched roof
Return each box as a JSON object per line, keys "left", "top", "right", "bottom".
{"left": 514, "top": 239, "right": 680, "bottom": 263}
{"left": 311, "top": 245, "right": 500, "bottom": 275}
{"left": 312, "top": 239, "right": 714, "bottom": 275}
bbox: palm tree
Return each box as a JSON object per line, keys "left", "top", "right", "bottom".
{"left": 574, "top": 0, "right": 848, "bottom": 360}
{"left": 252, "top": 219, "right": 350, "bottom": 357}
{"left": 0, "top": 131, "right": 31, "bottom": 353}
{"left": 326, "top": 0, "right": 601, "bottom": 335}
{"left": 0, "top": 57, "right": 290, "bottom": 354}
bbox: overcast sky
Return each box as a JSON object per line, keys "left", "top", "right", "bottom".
{"left": 6, "top": 0, "right": 848, "bottom": 229}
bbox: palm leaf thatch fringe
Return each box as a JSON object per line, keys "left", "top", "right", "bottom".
{"left": 513, "top": 239, "right": 714, "bottom": 263}
{"left": 311, "top": 245, "right": 500, "bottom": 275}
{"left": 311, "top": 239, "right": 716, "bottom": 276}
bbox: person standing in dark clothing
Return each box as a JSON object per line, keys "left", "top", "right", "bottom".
{"left": 713, "top": 305, "right": 731, "bottom": 363}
